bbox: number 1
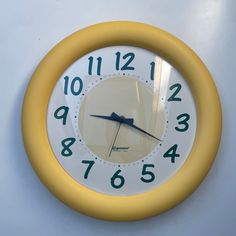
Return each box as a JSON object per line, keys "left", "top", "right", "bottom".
{"left": 150, "top": 61, "right": 155, "bottom": 81}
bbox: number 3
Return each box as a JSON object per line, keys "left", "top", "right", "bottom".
{"left": 175, "top": 113, "right": 190, "bottom": 132}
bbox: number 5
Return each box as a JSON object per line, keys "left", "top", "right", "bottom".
{"left": 141, "top": 164, "right": 155, "bottom": 183}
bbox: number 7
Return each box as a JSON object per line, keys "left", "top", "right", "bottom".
{"left": 81, "top": 160, "right": 95, "bottom": 179}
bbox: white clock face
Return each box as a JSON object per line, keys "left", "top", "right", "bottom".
{"left": 47, "top": 46, "right": 196, "bottom": 195}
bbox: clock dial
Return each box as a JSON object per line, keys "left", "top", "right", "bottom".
{"left": 47, "top": 46, "right": 196, "bottom": 195}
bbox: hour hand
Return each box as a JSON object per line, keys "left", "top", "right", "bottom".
{"left": 90, "top": 113, "right": 134, "bottom": 124}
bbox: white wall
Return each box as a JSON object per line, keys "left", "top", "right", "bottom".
{"left": 1, "top": 0, "right": 235, "bottom": 235}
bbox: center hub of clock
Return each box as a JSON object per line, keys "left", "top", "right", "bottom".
{"left": 78, "top": 75, "right": 166, "bottom": 163}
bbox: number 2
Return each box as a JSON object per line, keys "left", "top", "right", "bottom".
{"left": 168, "top": 83, "right": 182, "bottom": 101}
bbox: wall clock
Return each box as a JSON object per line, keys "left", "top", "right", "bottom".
{"left": 22, "top": 21, "right": 222, "bottom": 221}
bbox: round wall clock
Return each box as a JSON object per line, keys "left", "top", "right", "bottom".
{"left": 22, "top": 21, "right": 222, "bottom": 221}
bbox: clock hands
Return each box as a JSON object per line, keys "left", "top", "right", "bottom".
{"left": 113, "top": 112, "right": 162, "bottom": 141}
{"left": 90, "top": 112, "right": 162, "bottom": 141}
{"left": 91, "top": 113, "right": 134, "bottom": 158}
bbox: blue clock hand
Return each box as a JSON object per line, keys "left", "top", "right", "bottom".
{"left": 112, "top": 112, "right": 162, "bottom": 142}
{"left": 90, "top": 113, "right": 134, "bottom": 124}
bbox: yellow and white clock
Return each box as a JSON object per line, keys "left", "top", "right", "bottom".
{"left": 22, "top": 21, "right": 222, "bottom": 221}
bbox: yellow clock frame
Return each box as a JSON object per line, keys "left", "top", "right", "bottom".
{"left": 22, "top": 21, "right": 222, "bottom": 221}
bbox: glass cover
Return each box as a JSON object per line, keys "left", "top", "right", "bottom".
{"left": 47, "top": 46, "right": 196, "bottom": 195}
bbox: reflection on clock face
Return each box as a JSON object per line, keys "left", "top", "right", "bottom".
{"left": 47, "top": 46, "right": 197, "bottom": 195}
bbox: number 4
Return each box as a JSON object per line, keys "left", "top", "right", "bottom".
{"left": 163, "top": 144, "right": 180, "bottom": 163}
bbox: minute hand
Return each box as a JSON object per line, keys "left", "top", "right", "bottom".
{"left": 121, "top": 118, "right": 162, "bottom": 141}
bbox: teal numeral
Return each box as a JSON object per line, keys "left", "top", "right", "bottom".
{"left": 61, "top": 137, "right": 76, "bottom": 157}
{"left": 54, "top": 106, "right": 69, "bottom": 125}
{"left": 111, "top": 169, "right": 125, "bottom": 189}
{"left": 163, "top": 144, "right": 180, "bottom": 163}
{"left": 141, "top": 164, "right": 155, "bottom": 183}
{"left": 88, "top": 56, "right": 102, "bottom": 75}
{"left": 175, "top": 113, "right": 190, "bottom": 132}
{"left": 115, "top": 52, "right": 135, "bottom": 70}
{"left": 168, "top": 83, "right": 182, "bottom": 101}
{"left": 81, "top": 160, "right": 95, "bottom": 179}
{"left": 63, "top": 76, "right": 83, "bottom": 96}
{"left": 150, "top": 61, "right": 155, "bottom": 80}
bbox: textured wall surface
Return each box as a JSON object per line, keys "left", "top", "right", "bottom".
{"left": 0, "top": 0, "right": 235, "bottom": 235}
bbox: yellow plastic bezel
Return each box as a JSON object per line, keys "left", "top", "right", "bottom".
{"left": 22, "top": 21, "right": 222, "bottom": 221}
